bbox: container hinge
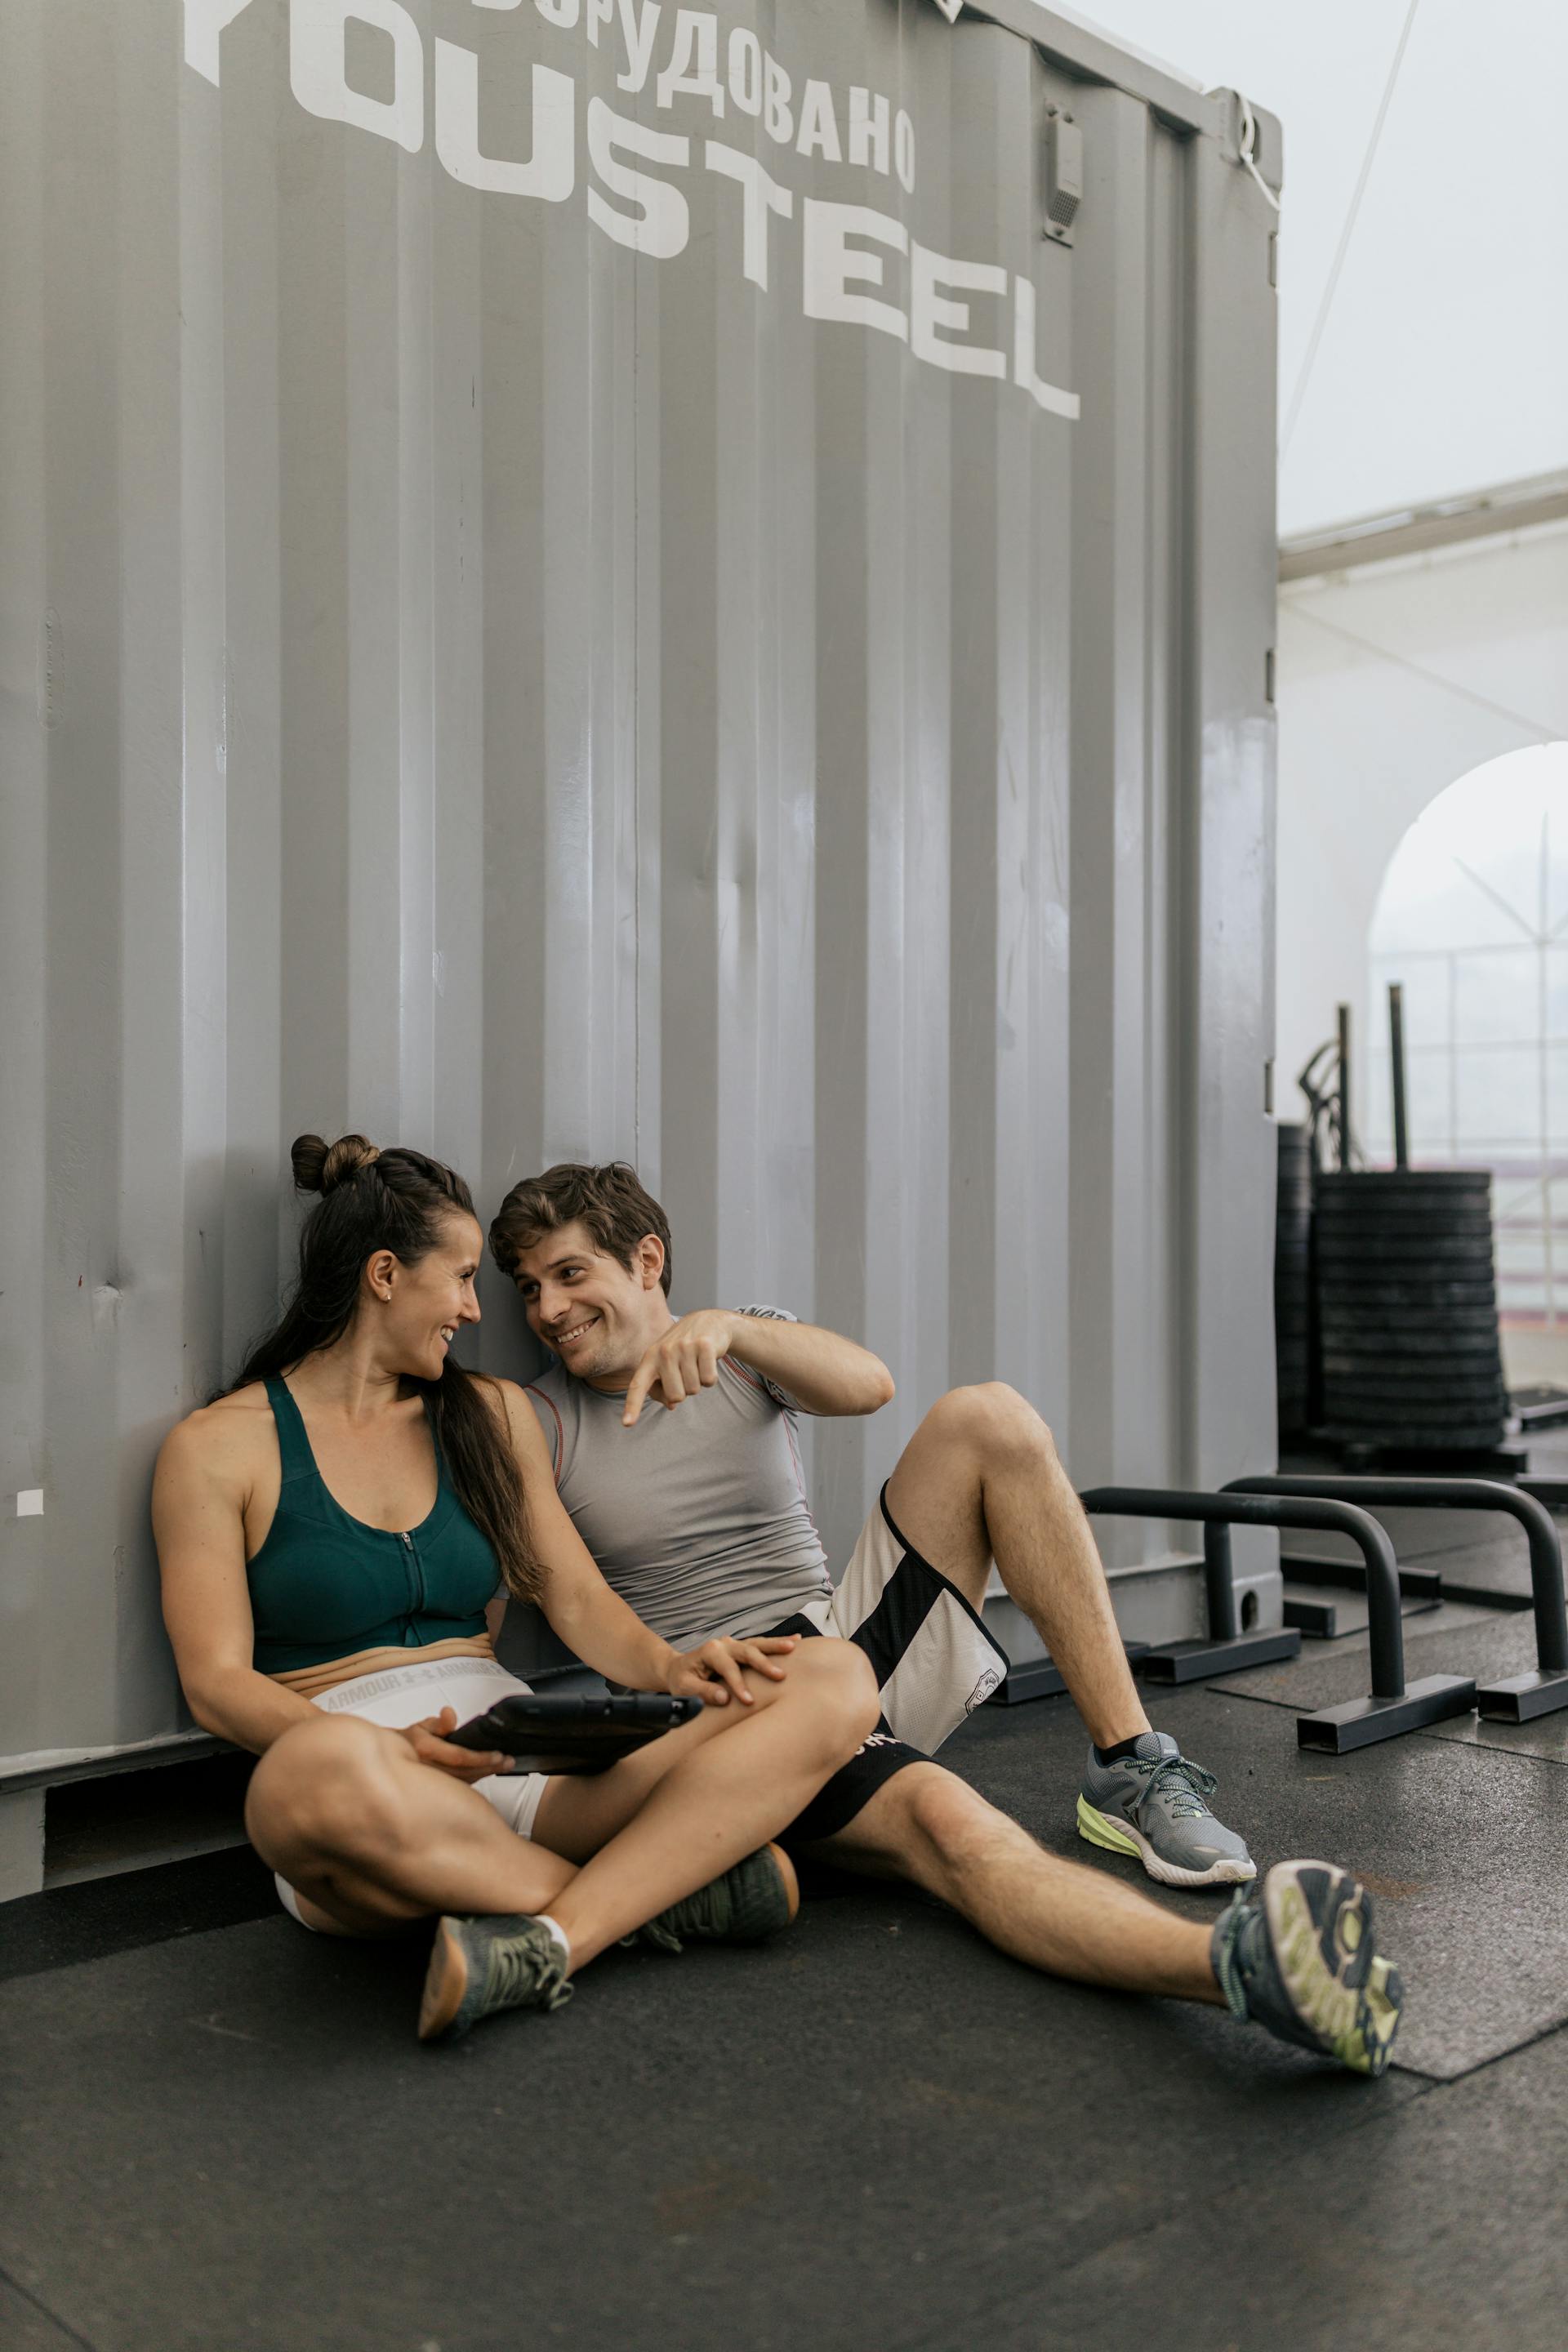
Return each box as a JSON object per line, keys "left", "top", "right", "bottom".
{"left": 1236, "top": 94, "right": 1281, "bottom": 212}
{"left": 1043, "top": 105, "right": 1082, "bottom": 247}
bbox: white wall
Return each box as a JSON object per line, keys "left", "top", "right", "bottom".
{"left": 1047, "top": 1, "right": 1568, "bottom": 536}
{"left": 1275, "top": 522, "right": 1568, "bottom": 1121}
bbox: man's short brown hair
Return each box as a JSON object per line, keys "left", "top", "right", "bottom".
{"left": 488, "top": 1161, "right": 673, "bottom": 1295}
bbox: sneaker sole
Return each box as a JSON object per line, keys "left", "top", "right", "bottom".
{"left": 1265, "top": 1863, "right": 1404, "bottom": 2078}
{"left": 1364, "top": 1956, "right": 1404, "bottom": 2077}
{"left": 712, "top": 1842, "right": 800, "bottom": 1943}
{"left": 1076, "top": 1795, "right": 1257, "bottom": 1889}
{"left": 417, "top": 1918, "right": 471, "bottom": 2043}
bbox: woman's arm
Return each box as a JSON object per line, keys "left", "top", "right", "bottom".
{"left": 154, "top": 1412, "right": 506, "bottom": 1780}
{"left": 491, "top": 1380, "right": 796, "bottom": 1707}
{"left": 152, "top": 1412, "right": 320, "bottom": 1756}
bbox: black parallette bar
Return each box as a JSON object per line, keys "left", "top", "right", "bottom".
{"left": 1080, "top": 1484, "right": 1476, "bottom": 1751}
{"left": 1229, "top": 1474, "right": 1568, "bottom": 1719}
{"left": 1116, "top": 1487, "right": 1404, "bottom": 1693}
{"left": 1082, "top": 1486, "right": 1391, "bottom": 1671}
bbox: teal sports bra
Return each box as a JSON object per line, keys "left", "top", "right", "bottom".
{"left": 247, "top": 1377, "right": 499, "bottom": 1674}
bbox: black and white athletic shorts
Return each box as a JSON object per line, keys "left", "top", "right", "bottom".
{"left": 767, "top": 1484, "right": 1009, "bottom": 1846}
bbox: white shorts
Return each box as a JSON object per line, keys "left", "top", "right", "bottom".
{"left": 274, "top": 1654, "right": 548, "bottom": 1929}
{"left": 818, "top": 1486, "right": 1009, "bottom": 1756}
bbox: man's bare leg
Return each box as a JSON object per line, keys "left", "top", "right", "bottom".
{"left": 808, "top": 1765, "right": 1220, "bottom": 2002}
{"left": 806, "top": 1766, "right": 1409, "bottom": 2078}
{"left": 884, "top": 1383, "right": 1149, "bottom": 1749}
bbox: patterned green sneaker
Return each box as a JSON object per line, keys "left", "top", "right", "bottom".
{"left": 418, "top": 1913, "right": 572, "bottom": 2044}
{"left": 632, "top": 1843, "right": 800, "bottom": 1954}
{"left": 1212, "top": 1860, "right": 1404, "bottom": 2077}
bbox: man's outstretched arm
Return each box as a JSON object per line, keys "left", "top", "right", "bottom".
{"left": 621, "top": 1309, "right": 893, "bottom": 1424}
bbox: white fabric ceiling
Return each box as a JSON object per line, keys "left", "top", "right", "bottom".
{"left": 1028, "top": 0, "right": 1568, "bottom": 537}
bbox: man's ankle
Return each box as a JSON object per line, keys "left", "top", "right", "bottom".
{"left": 1091, "top": 1729, "right": 1154, "bottom": 1766}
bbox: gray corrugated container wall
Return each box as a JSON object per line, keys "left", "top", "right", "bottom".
{"left": 0, "top": 0, "right": 1282, "bottom": 1802}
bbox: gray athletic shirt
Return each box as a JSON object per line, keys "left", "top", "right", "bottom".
{"left": 525, "top": 1307, "right": 834, "bottom": 1651}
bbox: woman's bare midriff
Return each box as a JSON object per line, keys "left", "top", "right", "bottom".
{"left": 270, "top": 1633, "right": 497, "bottom": 1699}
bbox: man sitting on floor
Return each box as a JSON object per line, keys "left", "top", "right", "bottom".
{"left": 486, "top": 1160, "right": 1405, "bottom": 2076}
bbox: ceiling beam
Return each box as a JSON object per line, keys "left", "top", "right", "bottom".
{"left": 1280, "top": 470, "right": 1568, "bottom": 584}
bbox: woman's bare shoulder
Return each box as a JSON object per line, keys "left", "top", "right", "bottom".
{"left": 467, "top": 1373, "right": 546, "bottom": 1455}
{"left": 158, "top": 1385, "right": 275, "bottom": 1479}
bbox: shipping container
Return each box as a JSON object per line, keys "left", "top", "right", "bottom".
{"left": 0, "top": 0, "right": 1282, "bottom": 1868}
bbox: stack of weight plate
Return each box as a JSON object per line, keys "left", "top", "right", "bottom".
{"left": 1274, "top": 1123, "right": 1315, "bottom": 1439}
{"left": 1315, "top": 1170, "right": 1507, "bottom": 1453}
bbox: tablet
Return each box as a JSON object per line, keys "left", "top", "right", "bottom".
{"left": 439, "top": 1690, "right": 703, "bottom": 1775}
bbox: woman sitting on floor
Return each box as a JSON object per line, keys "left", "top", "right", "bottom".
{"left": 153, "top": 1132, "right": 878, "bottom": 2043}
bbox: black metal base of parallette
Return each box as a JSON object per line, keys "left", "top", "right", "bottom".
{"left": 1279, "top": 1552, "right": 1444, "bottom": 1602}
{"left": 1279, "top": 1552, "right": 1443, "bottom": 1641}
{"left": 1297, "top": 1673, "right": 1477, "bottom": 1753}
{"left": 1475, "top": 1668, "right": 1568, "bottom": 1723}
{"left": 1283, "top": 1590, "right": 1441, "bottom": 1641}
{"left": 991, "top": 1644, "right": 1147, "bottom": 1705}
{"left": 1135, "top": 1628, "right": 1301, "bottom": 1686}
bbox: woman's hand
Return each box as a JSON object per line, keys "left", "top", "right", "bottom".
{"left": 398, "top": 1708, "right": 508, "bottom": 1782}
{"left": 664, "top": 1633, "right": 800, "bottom": 1708}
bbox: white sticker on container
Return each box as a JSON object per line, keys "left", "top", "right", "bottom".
{"left": 16, "top": 1490, "right": 44, "bottom": 1518}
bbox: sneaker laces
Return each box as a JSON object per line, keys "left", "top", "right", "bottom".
{"left": 1129, "top": 1753, "right": 1218, "bottom": 1823}
{"left": 486, "top": 1926, "right": 573, "bottom": 2014}
{"left": 626, "top": 1919, "right": 684, "bottom": 1955}
{"left": 1210, "top": 1890, "right": 1253, "bottom": 2021}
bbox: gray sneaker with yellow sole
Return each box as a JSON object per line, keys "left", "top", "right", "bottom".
{"left": 1078, "top": 1733, "right": 1256, "bottom": 1887}
{"left": 1211, "top": 1859, "right": 1405, "bottom": 2077}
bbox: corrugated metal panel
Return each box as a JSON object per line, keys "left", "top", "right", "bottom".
{"left": 0, "top": 0, "right": 1281, "bottom": 1771}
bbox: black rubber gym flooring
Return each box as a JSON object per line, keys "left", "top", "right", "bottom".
{"left": 8, "top": 1483, "right": 1568, "bottom": 2350}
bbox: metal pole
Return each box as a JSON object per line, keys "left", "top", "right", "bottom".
{"left": 1336, "top": 1001, "right": 1352, "bottom": 1170}
{"left": 1388, "top": 982, "right": 1409, "bottom": 1170}
{"left": 1203, "top": 1522, "right": 1240, "bottom": 1642}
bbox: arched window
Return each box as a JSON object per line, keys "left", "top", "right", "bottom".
{"left": 1368, "top": 744, "right": 1568, "bottom": 1330}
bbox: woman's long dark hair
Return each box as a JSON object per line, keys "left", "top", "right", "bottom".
{"left": 229, "top": 1133, "right": 541, "bottom": 1602}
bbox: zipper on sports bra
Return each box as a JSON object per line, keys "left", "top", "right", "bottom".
{"left": 399, "top": 1528, "right": 428, "bottom": 1635}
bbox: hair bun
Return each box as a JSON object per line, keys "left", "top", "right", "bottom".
{"left": 291, "top": 1131, "right": 381, "bottom": 1196}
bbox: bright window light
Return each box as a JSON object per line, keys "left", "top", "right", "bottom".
{"left": 1368, "top": 743, "right": 1568, "bottom": 1327}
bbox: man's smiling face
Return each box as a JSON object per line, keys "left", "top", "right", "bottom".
{"left": 512, "top": 1218, "right": 668, "bottom": 1390}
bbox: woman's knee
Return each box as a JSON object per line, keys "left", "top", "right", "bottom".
{"left": 246, "top": 1716, "right": 406, "bottom": 1869}
{"left": 791, "top": 1637, "right": 881, "bottom": 1753}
